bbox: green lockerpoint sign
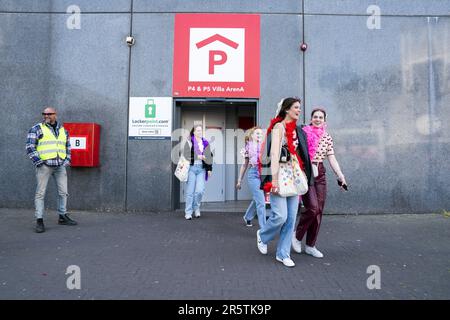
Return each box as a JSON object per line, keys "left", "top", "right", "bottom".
{"left": 145, "top": 99, "right": 156, "bottom": 118}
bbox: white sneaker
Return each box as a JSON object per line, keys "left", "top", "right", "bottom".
{"left": 194, "top": 209, "right": 201, "bottom": 218}
{"left": 305, "top": 245, "right": 324, "bottom": 258}
{"left": 256, "top": 230, "right": 267, "bottom": 255}
{"left": 243, "top": 216, "right": 252, "bottom": 227}
{"left": 291, "top": 234, "right": 302, "bottom": 254}
{"left": 185, "top": 214, "right": 192, "bottom": 220}
{"left": 276, "top": 256, "right": 295, "bottom": 267}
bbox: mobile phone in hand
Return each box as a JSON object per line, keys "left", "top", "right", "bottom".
{"left": 337, "top": 179, "right": 348, "bottom": 191}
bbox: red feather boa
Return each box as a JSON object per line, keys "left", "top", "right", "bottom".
{"left": 258, "top": 117, "right": 304, "bottom": 192}
{"left": 285, "top": 120, "right": 305, "bottom": 170}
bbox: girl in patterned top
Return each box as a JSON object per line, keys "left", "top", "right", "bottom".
{"left": 292, "top": 108, "right": 347, "bottom": 258}
{"left": 236, "top": 126, "right": 266, "bottom": 228}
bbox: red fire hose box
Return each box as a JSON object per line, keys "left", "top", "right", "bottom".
{"left": 64, "top": 123, "right": 100, "bottom": 167}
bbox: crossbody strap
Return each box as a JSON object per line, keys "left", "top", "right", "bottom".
{"left": 278, "top": 122, "right": 287, "bottom": 159}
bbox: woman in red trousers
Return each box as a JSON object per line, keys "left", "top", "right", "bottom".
{"left": 292, "top": 108, "right": 347, "bottom": 258}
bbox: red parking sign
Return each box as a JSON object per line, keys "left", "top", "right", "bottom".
{"left": 173, "top": 14, "right": 260, "bottom": 98}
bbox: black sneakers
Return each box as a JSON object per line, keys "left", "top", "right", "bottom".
{"left": 243, "top": 217, "right": 252, "bottom": 227}
{"left": 58, "top": 214, "right": 78, "bottom": 226}
{"left": 35, "top": 218, "right": 45, "bottom": 233}
{"left": 35, "top": 215, "right": 77, "bottom": 233}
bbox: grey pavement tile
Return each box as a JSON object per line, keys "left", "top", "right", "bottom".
{"left": 0, "top": 208, "right": 449, "bottom": 299}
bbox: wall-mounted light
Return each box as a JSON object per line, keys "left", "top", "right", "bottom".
{"left": 300, "top": 42, "right": 307, "bottom": 52}
{"left": 126, "top": 36, "right": 135, "bottom": 47}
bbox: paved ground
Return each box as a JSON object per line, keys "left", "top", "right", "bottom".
{"left": 0, "top": 208, "right": 449, "bottom": 300}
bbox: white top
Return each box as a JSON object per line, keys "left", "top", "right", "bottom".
{"left": 194, "top": 138, "right": 204, "bottom": 165}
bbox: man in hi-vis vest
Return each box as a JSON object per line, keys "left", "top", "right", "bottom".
{"left": 26, "top": 107, "right": 77, "bottom": 233}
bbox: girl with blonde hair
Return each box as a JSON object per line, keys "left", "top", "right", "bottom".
{"left": 236, "top": 126, "right": 266, "bottom": 228}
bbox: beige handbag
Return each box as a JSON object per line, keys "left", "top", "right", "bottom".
{"left": 174, "top": 156, "right": 190, "bottom": 182}
{"left": 277, "top": 124, "right": 308, "bottom": 197}
{"left": 278, "top": 159, "right": 299, "bottom": 197}
{"left": 292, "top": 156, "right": 309, "bottom": 195}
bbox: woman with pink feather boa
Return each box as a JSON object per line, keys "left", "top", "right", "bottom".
{"left": 291, "top": 108, "right": 347, "bottom": 259}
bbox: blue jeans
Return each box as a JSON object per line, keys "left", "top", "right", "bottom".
{"left": 259, "top": 194, "right": 299, "bottom": 259}
{"left": 243, "top": 167, "right": 266, "bottom": 228}
{"left": 35, "top": 164, "right": 68, "bottom": 219}
{"left": 185, "top": 164, "right": 206, "bottom": 215}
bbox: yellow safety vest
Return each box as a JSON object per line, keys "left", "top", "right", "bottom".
{"left": 36, "top": 123, "right": 67, "bottom": 160}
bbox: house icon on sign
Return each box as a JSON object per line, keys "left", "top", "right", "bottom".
{"left": 189, "top": 28, "right": 245, "bottom": 82}
{"left": 196, "top": 34, "right": 239, "bottom": 75}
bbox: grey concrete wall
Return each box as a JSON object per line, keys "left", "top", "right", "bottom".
{"left": 0, "top": 13, "right": 51, "bottom": 208}
{"left": 0, "top": 0, "right": 131, "bottom": 12}
{"left": 259, "top": 14, "right": 303, "bottom": 127}
{"left": 0, "top": 9, "right": 130, "bottom": 211}
{"left": 133, "top": 0, "right": 302, "bottom": 13}
{"left": 46, "top": 13, "right": 131, "bottom": 211}
{"left": 304, "top": 15, "right": 450, "bottom": 213}
{"left": 1, "top": 1, "right": 449, "bottom": 213}
{"left": 127, "top": 13, "right": 173, "bottom": 211}
{"left": 305, "top": 0, "right": 450, "bottom": 16}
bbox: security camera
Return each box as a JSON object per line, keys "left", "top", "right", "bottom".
{"left": 126, "top": 36, "right": 135, "bottom": 46}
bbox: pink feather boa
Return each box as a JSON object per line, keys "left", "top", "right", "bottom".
{"left": 302, "top": 124, "right": 327, "bottom": 160}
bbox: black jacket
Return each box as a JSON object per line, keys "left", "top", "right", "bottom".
{"left": 260, "top": 123, "right": 314, "bottom": 189}
{"left": 183, "top": 139, "right": 213, "bottom": 172}
{"left": 296, "top": 125, "right": 314, "bottom": 186}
